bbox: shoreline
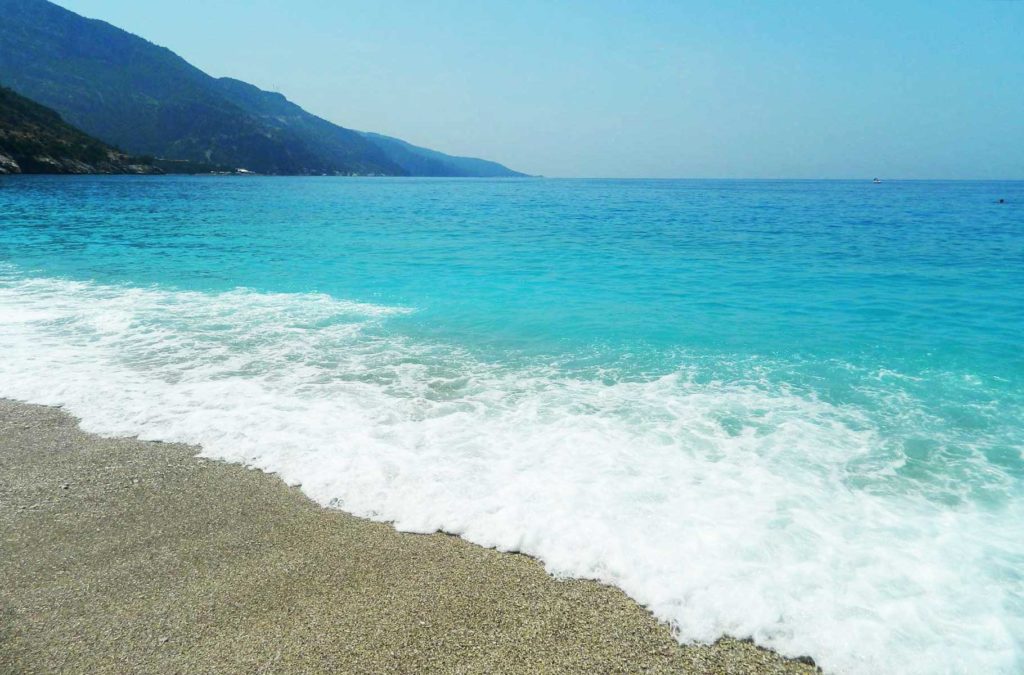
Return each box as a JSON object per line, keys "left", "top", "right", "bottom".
{"left": 1, "top": 398, "right": 818, "bottom": 673}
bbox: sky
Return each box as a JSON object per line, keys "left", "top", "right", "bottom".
{"left": 54, "top": 0, "right": 1024, "bottom": 179}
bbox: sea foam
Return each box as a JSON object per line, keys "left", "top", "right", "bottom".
{"left": 1, "top": 271, "right": 1021, "bottom": 674}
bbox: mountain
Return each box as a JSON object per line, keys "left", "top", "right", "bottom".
{"left": 362, "top": 133, "right": 527, "bottom": 178}
{"left": 0, "top": 84, "right": 160, "bottom": 174}
{"left": 210, "top": 77, "right": 403, "bottom": 176}
{"left": 0, "top": 0, "right": 398, "bottom": 175}
{"left": 0, "top": 0, "right": 523, "bottom": 177}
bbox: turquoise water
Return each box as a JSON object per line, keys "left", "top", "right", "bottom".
{"left": 1, "top": 176, "right": 1022, "bottom": 673}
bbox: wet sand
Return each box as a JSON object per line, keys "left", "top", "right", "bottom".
{"left": 0, "top": 398, "right": 818, "bottom": 674}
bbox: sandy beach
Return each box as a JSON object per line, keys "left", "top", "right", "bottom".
{"left": 0, "top": 398, "right": 817, "bottom": 674}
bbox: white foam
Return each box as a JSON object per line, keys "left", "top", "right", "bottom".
{"left": 1, "top": 272, "right": 1021, "bottom": 674}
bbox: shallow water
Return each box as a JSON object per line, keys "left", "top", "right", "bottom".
{"left": 1, "top": 176, "right": 1022, "bottom": 673}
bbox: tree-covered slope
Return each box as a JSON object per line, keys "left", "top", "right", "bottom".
{"left": 0, "top": 0, "right": 523, "bottom": 177}
{"left": 213, "top": 78, "right": 400, "bottom": 176}
{"left": 0, "top": 84, "right": 159, "bottom": 174}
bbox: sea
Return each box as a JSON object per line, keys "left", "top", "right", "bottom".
{"left": 1, "top": 176, "right": 1021, "bottom": 674}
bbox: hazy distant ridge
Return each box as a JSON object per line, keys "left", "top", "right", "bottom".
{"left": 361, "top": 133, "right": 527, "bottom": 178}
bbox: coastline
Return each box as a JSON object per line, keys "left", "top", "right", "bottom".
{"left": 0, "top": 398, "right": 818, "bottom": 674}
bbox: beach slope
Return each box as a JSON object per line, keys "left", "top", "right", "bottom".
{"left": 0, "top": 399, "right": 817, "bottom": 674}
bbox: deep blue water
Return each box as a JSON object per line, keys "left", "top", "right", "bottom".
{"left": 1, "top": 176, "right": 1022, "bottom": 673}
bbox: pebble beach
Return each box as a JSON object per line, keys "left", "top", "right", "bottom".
{"left": 0, "top": 399, "right": 818, "bottom": 674}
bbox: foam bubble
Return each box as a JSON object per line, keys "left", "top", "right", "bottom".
{"left": 1, "top": 271, "right": 1021, "bottom": 674}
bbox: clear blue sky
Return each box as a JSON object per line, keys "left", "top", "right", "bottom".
{"left": 55, "top": 0, "right": 1024, "bottom": 178}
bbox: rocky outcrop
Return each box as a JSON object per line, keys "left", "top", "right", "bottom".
{"left": 0, "top": 150, "right": 20, "bottom": 173}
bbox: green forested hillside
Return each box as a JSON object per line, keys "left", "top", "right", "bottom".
{"left": 0, "top": 84, "right": 159, "bottom": 174}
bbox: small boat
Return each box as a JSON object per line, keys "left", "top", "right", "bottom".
{"left": 872, "top": 178, "right": 882, "bottom": 184}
